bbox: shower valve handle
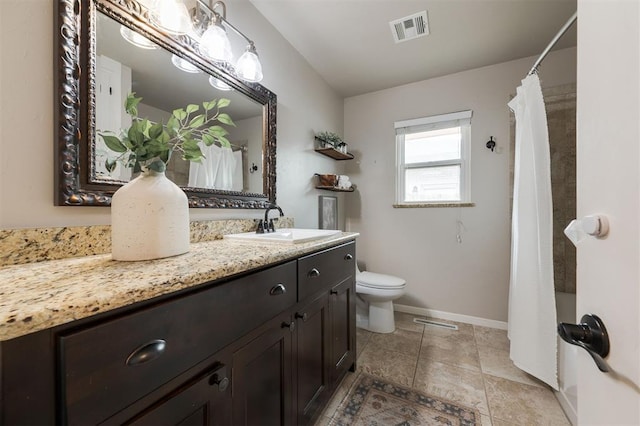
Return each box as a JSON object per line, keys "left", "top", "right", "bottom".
{"left": 558, "top": 314, "right": 611, "bottom": 373}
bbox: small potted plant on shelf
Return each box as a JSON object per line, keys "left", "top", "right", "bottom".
{"left": 315, "top": 131, "right": 345, "bottom": 151}
{"left": 98, "top": 93, "right": 235, "bottom": 262}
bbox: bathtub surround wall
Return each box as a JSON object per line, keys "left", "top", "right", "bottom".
{"left": 546, "top": 86, "right": 577, "bottom": 294}
{"left": 344, "top": 47, "right": 576, "bottom": 322}
{"left": 0, "top": 1, "right": 344, "bottom": 230}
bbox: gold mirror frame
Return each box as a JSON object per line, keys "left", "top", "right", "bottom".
{"left": 54, "top": 0, "right": 277, "bottom": 208}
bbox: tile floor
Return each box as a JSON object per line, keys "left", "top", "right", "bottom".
{"left": 316, "top": 312, "right": 570, "bottom": 426}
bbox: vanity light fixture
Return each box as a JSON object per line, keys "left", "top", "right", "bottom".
{"left": 119, "top": 0, "right": 264, "bottom": 82}
{"left": 236, "top": 42, "right": 263, "bottom": 83}
{"left": 151, "top": 0, "right": 192, "bottom": 35}
{"left": 119, "top": 25, "right": 158, "bottom": 49}
{"left": 198, "top": 2, "right": 233, "bottom": 63}
{"left": 209, "top": 75, "right": 233, "bottom": 91}
{"left": 171, "top": 54, "right": 202, "bottom": 73}
{"left": 191, "top": 0, "right": 264, "bottom": 83}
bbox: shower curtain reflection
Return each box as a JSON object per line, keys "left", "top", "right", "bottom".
{"left": 188, "top": 145, "right": 243, "bottom": 191}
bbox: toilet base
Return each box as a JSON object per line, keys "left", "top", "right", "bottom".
{"left": 356, "top": 297, "right": 396, "bottom": 334}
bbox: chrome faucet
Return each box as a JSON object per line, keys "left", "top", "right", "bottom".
{"left": 256, "top": 203, "right": 284, "bottom": 233}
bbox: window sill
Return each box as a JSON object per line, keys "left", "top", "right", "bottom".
{"left": 393, "top": 202, "right": 475, "bottom": 209}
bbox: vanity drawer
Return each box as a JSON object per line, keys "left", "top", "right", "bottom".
{"left": 298, "top": 242, "right": 355, "bottom": 301}
{"left": 60, "top": 260, "right": 296, "bottom": 425}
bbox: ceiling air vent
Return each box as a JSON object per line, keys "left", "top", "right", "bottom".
{"left": 390, "top": 11, "right": 429, "bottom": 43}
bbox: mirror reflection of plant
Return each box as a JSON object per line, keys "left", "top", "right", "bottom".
{"left": 99, "top": 93, "right": 235, "bottom": 174}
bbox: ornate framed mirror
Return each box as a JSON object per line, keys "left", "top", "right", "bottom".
{"left": 54, "top": 0, "right": 276, "bottom": 208}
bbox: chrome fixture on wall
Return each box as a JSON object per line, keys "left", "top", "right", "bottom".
{"left": 121, "top": 0, "right": 263, "bottom": 83}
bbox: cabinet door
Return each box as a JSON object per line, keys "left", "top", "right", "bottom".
{"left": 295, "top": 292, "right": 330, "bottom": 425}
{"left": 123, "top": 364, "right": 231, "bottom": 426}
{"left": 329, "top": 277, "right": 356, "bottom": 386}
{"left": 232, "top": 313, "right": 294, "bottom": 426}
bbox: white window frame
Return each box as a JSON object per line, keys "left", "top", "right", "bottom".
{"left": 395, "top": 110, "right": 472, "bottom": 205}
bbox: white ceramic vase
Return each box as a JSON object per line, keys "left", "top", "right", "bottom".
{"left": 111, "top": 170, "right": 190, "bottom": 261}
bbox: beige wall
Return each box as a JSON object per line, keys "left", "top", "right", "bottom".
{"left": 344, "top": 47, "right": 576, "bottom": 322}
{"left": 0, "top": 0, "right": 344, "bottom": 229}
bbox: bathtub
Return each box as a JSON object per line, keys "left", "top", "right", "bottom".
{"left": 556, "top": 291, "right": 578, "bottom": 425}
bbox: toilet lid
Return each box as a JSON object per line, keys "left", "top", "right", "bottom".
{"left": 356, "top": 271, "right": 406, "bottom": 289}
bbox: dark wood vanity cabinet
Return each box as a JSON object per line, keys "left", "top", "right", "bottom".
{"left": 232, "top": 311, "right": 295, "bottom": 426}
{"left": 123, "top": 361, "right": 232, "bottom": 426}
{"left": 295, "top": 243, "right": 357, "bottom": 424}
{"left": 329, "top": 277, "right": 356, "bottom": 385}
{"left": 0, "top": 241, "right": 356, "bottom": 426}
{"left": 294, "top": 291, "right": 331, "bottom": 425}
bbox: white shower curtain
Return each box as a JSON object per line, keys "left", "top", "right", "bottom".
{"left": 508, "top": 74, "right": 558, "bottom": 390}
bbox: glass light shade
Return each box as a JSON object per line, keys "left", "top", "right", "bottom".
{"left": 152, "top": 0, "right": 192, "bottom": 35}
{"left": 171, "top": 54, "right": 201, "bottom": 73}
{"left": 199, "top": 25, "right": 233, "bottom": 63}
{"left": 208, "top": 76, "right": 232, "bottom": 91}
{"left": 119, "top": 26, "right": 158, "bottom": 50}
{"left": 236, "top": 49, "right": 263, "bottom": 83}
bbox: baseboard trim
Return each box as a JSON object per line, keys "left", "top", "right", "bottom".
{"left": 394, "top": 304, "right": 508, "bottom": 330}
{"left": 554, "top": 389, "right": 577, "bottom": 426}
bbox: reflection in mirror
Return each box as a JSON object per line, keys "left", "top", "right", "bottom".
{"left": 54, "top": 0, "right": 276, "bottom": 208}
{"left": 95, "top": 12, "right": 264, "bottom": 194}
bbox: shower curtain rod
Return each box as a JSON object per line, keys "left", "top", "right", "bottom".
{"left": 527, "top": 11, "right": 577, "bottom": 76}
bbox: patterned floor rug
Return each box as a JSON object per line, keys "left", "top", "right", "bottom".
{"left": 330, "top": 373, "right": 480, "bottom": 426}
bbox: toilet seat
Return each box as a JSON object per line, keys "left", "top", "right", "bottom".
{"left": 356, "top": 271, "right": 406, "bottom": 290}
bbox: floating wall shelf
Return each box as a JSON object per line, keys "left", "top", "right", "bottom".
{"left": 315, "top": 185, "right": 355, "bottom": 193}
{"left": 314, "top": 147, "right": 354, "bottom": 161}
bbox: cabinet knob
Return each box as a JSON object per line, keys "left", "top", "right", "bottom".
{"left": 307, "top": 268, "right": 321, "bottom": 278}
{"left": 344, "top": 254, "right": 354, "bottom": 261}
{"left": 295, "top": 312, "right": 308, "bottom": 322}
{"left": 209, "top": 374, "right": 230, "bottom": 392}
{"left": 282, "top": 321, "right": 296, "bottom": 332}
{"left": 126, "top": 339, "right": 167, "bottom": 366}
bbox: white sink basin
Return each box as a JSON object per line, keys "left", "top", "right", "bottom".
{"left": 224, "top": 228, "right": 342, "bottom": 244}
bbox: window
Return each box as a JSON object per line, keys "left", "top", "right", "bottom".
{"left": 395, "top": 110, "right": 472, "bottom": 204}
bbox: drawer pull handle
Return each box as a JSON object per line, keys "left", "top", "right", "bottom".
{"left": 269, "top": 283, "right": 287, "bottom": 295}
{"left": 330, "top": 289, "right": 339, "bottom": 295}
{"left": 308, "top": 268, "right": 321, "bottom": 278}
{"left": 295, "top": 312, "right": 308, "bottom": 322}
{"left": 126, "top": 339, "right": 166, "bottom": 366}
{"left": 344, "top": 254, "right": 354, "bottom": 261}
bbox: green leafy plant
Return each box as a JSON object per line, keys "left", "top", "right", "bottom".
{"left": 99, "top": 93, "right": 236, "bottom": 174}
{"left": 315, "top": 131, "right": 344, "bottom": 148}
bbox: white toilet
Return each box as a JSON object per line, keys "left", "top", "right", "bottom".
{"left": 355, "top": 264, "right": 406, "bottom": 333}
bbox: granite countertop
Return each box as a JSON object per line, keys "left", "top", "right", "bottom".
{"left": 0, "top": 232, "right": 358, "bottom": 342}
